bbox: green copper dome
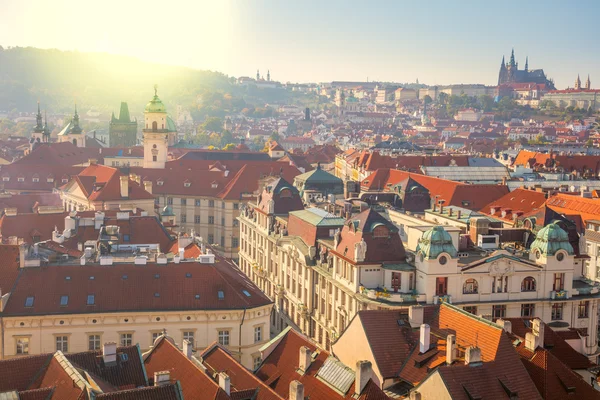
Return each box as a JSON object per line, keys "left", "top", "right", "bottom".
{"left": 145, "top": 86, "right": 167, "bottom": 113}
{"left": 530, "top": 222, "right": 573, "bottom": 256}
{"left": 416, "top": 226, "right": 457, "bottom": 260}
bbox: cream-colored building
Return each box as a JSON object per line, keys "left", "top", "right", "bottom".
{"left": 0, "top": 241, "right": 272, "bottom": 369}
{"left": 541, "top": 89, "right": 600, "bottom": 111}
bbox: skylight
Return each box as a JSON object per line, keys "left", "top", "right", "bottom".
{"left": 87, "top": 294, "right": 95, "bottom": 305}
{"left": 25, "top": 296, "right": 34, "bottom": 307}
{"left": 154, "top": 292, "right": 160, "bottom": 297}
{"left": 154, "top": 273, "right": 160, "bottom": 279}
{"left": 195, "top": 294, "right": 200, "bottom": 299}
{"left": 217, "top": 291, "right": 225, "bottom": 300}
{"left": 242, "top": 290, "right": 251, "bottom": 297}
{"left": 60, "top": 295, "right": 69, "bottom": 306}
{"left": 186, "top": 272, "right": 192, "bottom": 278}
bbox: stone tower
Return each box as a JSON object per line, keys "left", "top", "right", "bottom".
{"left": 143, "top": 85, "right": 169, "bottom": 169}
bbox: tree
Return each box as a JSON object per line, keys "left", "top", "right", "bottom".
{"left": 423, "top": 95, "right": 433, "bottom": 105}
{"left": 270, "top": 132, "right": 280, "bottom": 142}
{"left": 222, "top": 143, "right": 236, "bottom": 150}
{"left": 438, "top": 92, "right": 448, "bottom": 105}
{"left": 201, "top": 117, "right": 223, "bottom": 133}
{"left": 586, "top": 139, "right": 594, "bottom": 148}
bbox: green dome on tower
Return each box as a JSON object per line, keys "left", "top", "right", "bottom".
{"left": 530, "top": 222, "right": 573, "bottom": 256}
{"left": 416, "top": 225, "right": 457, "bottom": 260}
{"left": 145, "top": 85, "right": 167, "bottom": 113}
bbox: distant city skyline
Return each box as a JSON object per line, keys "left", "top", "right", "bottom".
{"left": 1, "top": 0, "right": 598, "bottom": 88}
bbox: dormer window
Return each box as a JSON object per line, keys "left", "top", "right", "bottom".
{"left": 17, "top": 177, "right": 24, "bottom": 182}
{"left": 211, "top": 182, "right": 218, "bottom": 189}
{"left": 62, "top": 178, "right": 68, "bottom": 184}
{"left": 47, "top": 176, "right": 54, "bottom": 183}
{"left": 157, "top": 180, "right": 164, "bottom": 186}
{"left": 184, "top": 181, "right": 191, "bottom": 188}
{"left": 32, "top": 175, "right": 39, "bottom": 183}
{"left": 2, "top": 176, "right": 9, "bottom": 182}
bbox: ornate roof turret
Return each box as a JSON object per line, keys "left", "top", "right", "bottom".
{"left": 530, "top": 221, "right": 573, "bottom": 256}
{"left": 34, "top": 102, "right": 43, "bottom": 132}
{"left": 70, "top": 104, "right": 82, "bottom": 134}
{"left": 416, "top": 226, "right": 457, "bottom": 260}
{"left": 145, "top": 85, "right": 167, "bottom": 113}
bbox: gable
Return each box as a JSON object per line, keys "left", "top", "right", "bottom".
{"left": 461, "top": 254, "right": 541, "bottom": 274}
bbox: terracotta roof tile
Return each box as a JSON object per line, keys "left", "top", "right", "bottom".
{"left": 0, "top": 354, "right": 52, "bottom": 392}
{"left": 95, "top": 383, "right": 183, "bottom": 400}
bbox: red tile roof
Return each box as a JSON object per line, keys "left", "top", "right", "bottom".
{"left": 95, "top": 383, "right": 183, "bottom": 400}
{"left": 0, "top": 212, "right": 68, "bottom": 244}
{"left": 481, "top": 188, "right": 547, "bottom": 222}
{"left": 256, "top": 329, "right": 389, "bottom": 400}
{"left": 0, "top": 354, "right": 52, "bottom": 392}
{"left": 546, "top": 193, "right": 600, "bottom": 224}
{"left": 33, "top": 356, "right": 85, "bottom": 400}
{"left": 72, "top": 164, "right": 154, "bottom": 202}
{"left": 17, "top": 387, "right": 55, "bottom": 400}
{"left": 144, "top": 337, "right": 224, "bottom": 400}
{"left": 0, "top": 244, "right": 20, "bottom": 295}
{"left": 0, "top": 193, "right": 62, "bottom": 214}
{"left": 3, "top": 258, "right": 272, "bottom": 317}
{"left": 200, "top": 344, "right": 282, "bottom": 400}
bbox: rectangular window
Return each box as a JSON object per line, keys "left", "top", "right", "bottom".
{"left": 222, "top": 202, "right": 225, "bottom": 209}
{"left": 123, "top": 234, "right": 130, "bottom": 242}
{"left": 220, "top": 236, "right": 225, "bottom": 247}
{"left": 221, "top": 217, "right": 225, "bottom": 226}
{"left": 25, "top": 296, "right": 34, "bottom": 307}
{"left": 152, "top": 332, "right": 161, "bottom": 343}
{"left": 88, "top": 335, "right": 100, "bottom": 350}
{"left": 463, "top": 306, "right": 477, "bottom": 315}
{"left": 578, "top": 301, "right": 589, "bottom": 318}
{"left": 553, "top": 273, "right": 565, "bottom": 291}
{"left": 181, "top": 214, "right": 187, "bottom": 223}
{"left": 181, "top": 198, "right": 187, "bottom": 206}
{"left": 209, "top": 216, "right": 215, "bottom": 225}
{"left": 120, "top": 333, "right": 133, "bottom": 346}
{"left": 492, "top": 305, "right": 506, "bottom": 319}
{"left": 167, "top": 197, "right": 173, "bottom": 205}
{"left": 56, "top": 336, "right": 68, "bottom": 352}
{"left": 87, "top": 295, "right": 95, "bottom": 305}
{"left": 218, "top": 290, "right": 225, "bottom": 300}
{"left": 208, "top": 234, "right": 214, "bottom": 243}
{"left": 233, "top": 203, "right": 239, "bottom": 210}
{"left": 521, "top": 303, "right": 535, "bottom": 317}
{"left": 254, "top": 326, "right": 262, "bottom": 343}
{"left": 16, "top": 337, "right": 29, "bottom": 355}
{"left": 60, "top": 295, "right": 69, "bottom": 306}
{"left": 195, "top": 215, "right": 200, "bottom": 224}
{"left": 183, "top": 331, "right": 194, "bottom": 347}
{"left": 253, "top": 355, "right": 262, "bottom": 370}
{"left": 435, "top": 277, "right": 448, "bottom": 296}
{"left": 209, "top": 200, "right": 215, "bottom": 208}
{"left": 218, "top": 330, "right": 230, "bottom": 346}
{"left": 195, "top": 199, "right": 201, "bottom": 206}
{"left": 232, "top": 237, "right": 239, "bottom": 248}
{"left": 551, "top": 303, "right": 564, "bottom": 320}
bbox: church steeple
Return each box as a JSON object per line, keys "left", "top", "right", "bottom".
{"left": 71, "top": 104, "right": 82, "bottom": 134}
{"left": 34, "top": 102, "right": 43, "bottom": 133}
{"left": 524, "top": 56, "right": 528, "bottom": 72}
{"left": 510, "top": 48, "right": 515, "bottom": 67}
{"left": 575, "top": 74, "right": 582, "bottom": 90}
{"left": 585, "top": 75, "right": 591, "bottom": 90}
{"left": 256, "top": 69, "right": 260, "bottom": 80}
{"left": 267, "top": 70, "right": 270, "bottom": 82}
{"left": 43, "top": 110, "right": 50, "bottom": 142}
{"left": 501, "top": 55, "right": 505, "bottom": 68}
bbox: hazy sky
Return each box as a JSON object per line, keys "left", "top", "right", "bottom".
{"left": 1, "top": 0, "right": 598, "bottom": 88}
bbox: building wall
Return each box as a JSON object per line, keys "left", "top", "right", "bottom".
{"left": 415, "top": 370, "right": 453, "bottom": 400}
{"left": 1, "top": 306, "right": 271, "bottom": 369}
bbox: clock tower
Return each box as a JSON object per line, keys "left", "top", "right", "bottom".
{"left": 143, "top": 85, "right": 169, "bottom": 169}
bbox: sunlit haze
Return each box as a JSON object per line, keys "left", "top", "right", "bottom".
{"left": 1, "top": 0, "right": 598, "bottom": 87}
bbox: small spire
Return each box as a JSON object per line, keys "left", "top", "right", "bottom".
{"left": 525, "top": 56, "right": 528, "bottom": 71}
{"left": 154, "top": 84, "right": 158, "bottom": 97}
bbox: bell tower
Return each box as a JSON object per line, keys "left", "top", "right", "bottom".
{"left": 143, "top": 85, "right": 168, "bottom": 169}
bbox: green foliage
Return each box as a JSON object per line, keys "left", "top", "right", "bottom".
{"left": 222, "top": 143, "right": 236, "bottom": 150}
{"left": 200, "top": 117, "right": 223, "bottom": 133}
{"left": 423, "top": 95, "right": 433, "bottom": 105}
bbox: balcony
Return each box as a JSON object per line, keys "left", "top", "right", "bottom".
{"left": 433, "top": 294, "right": 452, "bottom": 304}
{"left": 550, "top": 290, "right": 569, "bottom": 300}
{"left": 361, "top": 287, "right": 426, "bottom": 303}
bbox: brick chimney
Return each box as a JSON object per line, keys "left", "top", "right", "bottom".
{"left": 355, "top": 360, "right": 372, "bottom": 396}
{"left": 154, "top": 371, "right": 170, "bottom": 386}
{"left": 120, "top": 175, "right": 129, "bottom": 198}
{"left": 219, "top": 372, "right": 231, "bottom": 395}
{"left": 298, "top": 346, "right": 312, "bottom": 373}
{"left": 464, "top": 346, "right": 482, "bottom": 366}
{"left": 102, "top": 342, "right": 117, "bottom": 364}
{"left": 289, "top": 381, "right": 304, "bottom": 400}
{"left": 446, "top": 334, "right": 456, "bottom": 365}
{"left": 409, "top": 305, "right": 424, "bottom": 328}
{"left": 419, "top": 324, "right": 430, "bottom": 353}
{"left": 183, "top": 339, "right": 193, "bottom": 359}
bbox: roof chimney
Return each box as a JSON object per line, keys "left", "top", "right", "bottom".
{"left": 446, "top": 334, "right": 456, "bottom": 365}
{"left": 289, "top": 381, "right": 304, "bottom": 400}
{"left": 526, "top": 318, "right": 544, "bottom": 351}
{"left": 419, "top": 324, "right": 430, "bottom": 353}
{"left": 154, "top": 371, "right": 170, "bottom": 386}
{"left": 120, "top": 175, "right": 129, "bottom": 198}
{"left": 298, "top": 346, "right": 312, "bottom": 373}
{"left": 102, "top": 342, "right": 117, "bottom": 364}
{"left": 355, "top": 360, "right": 372, "bottom": 396}
{"left": 464, "top": 346, "right": 482, "bottom": 366}
{"left": 183, "top": 339, "right": 193, "bottom": 359}
{"left": 496, "top": 319, "right": 512, "bottom": 334}
{"left": 218, "top": 372, "right": 231, "bottom": 395}
{"left": 410, "top": 392, "right": 422, "bottom": 400}
{"left": 409, "top": 305, "right": 424, "bottom": 328}
{"left": 144, "top": 181, "right": 152, "bottom": 194}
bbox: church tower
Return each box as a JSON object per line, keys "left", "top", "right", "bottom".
{"left": 575, "top": 74, "right": 582, "bottom": 90}
{"left": 42, "top": 111, "right": 50, "bottom": 143}
{"left": 267, "top": 70, "right": 271, "bottom": 82}
{"left": 586, "top": 75, "right": 591, "bottom": 90}
{"left": 524, "top": 56, "right": 528, "bottom": 72}
{"left": 143, "top": 85, "right": 168, "bottom": 169}
{"left": 256, "top": 69, "right": 260, "bottom": 80}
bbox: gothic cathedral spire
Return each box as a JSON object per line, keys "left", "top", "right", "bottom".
{"left": 575, "top": 74, "right": 581, "bottom": 90}
{"left": 524, "top": 56, "right": 528, "bottom": 72}
{"left": 35, "top": 101, "right": 43, "bottom": 132}
{"left": 510, "top": 48, "right": 515, "bottom": 67}
{"left": 586, "top": 75, "right": 591, "bottom": 90}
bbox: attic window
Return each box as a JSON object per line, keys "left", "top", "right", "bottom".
{"left": 62, "top": 178, "right": 68, "bottom": 183}
{"left": 32, "top": 176, "right": 39, "bottom": 183}
{"left": 154, "top": 292, "right": 160, "bottom": 297}
{"left": 211, "top": 182, "right": 218, "bottom": 189}
{"left": 60, "top": 295, "right": 69, "bottom": 306}
{"left": 87, "top": 295, "right": 95, "bottom": 305}
{"left": 89, "top": 276, "right": 95, "bottom": 280}
{"left": 186, "top": 272, "right": 192, "bottom": 278}
{"left": 65, "top": 276, "right": 71, "bottom": 281}
{"left": 184, "top": 182, "right": 191, "bottom": 188}
{"left": 47, "top": 177, "right": 54, "bottom": 183}
{"left": 25, "top": 296, "right": 34, "bottom": 307}
{"left": 462, "top": 201, "right": 471, "bottom": 207}
{"left": 242, "top": 290, "right": 251, "bottom": 297}
{"left": 194, "top": 294, "right": 200, "bottom": 299}
{"left": 17, "top": 177, "right": 24, "bottom": 182}
{"left": 122, "top": 274, "right": 128, "bottom": 280}
{"left": 218, "top": 290, "right": 225, "bottom": 300}
{"left": 154, "top": 273, "right": 160, "bottom": 279}
{"left": 2, "top": 176, "right": 9, "bottom": 182}
{"left": 157, "top": 180, "right": 164, "bottom": 186}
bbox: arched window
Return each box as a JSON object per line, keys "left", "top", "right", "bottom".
{"left": 522, "top": 277, "right": 536, "bottom": 292}
{"left": 72, "top": 138, "right": 77, "bottom": 146}
{"left": 463, "top": 279, "right": 478, "bottom": 294}
{"left": 152, "top": 121, "right": 158, "bottom": 131}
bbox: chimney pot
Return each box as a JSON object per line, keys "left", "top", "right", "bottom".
{"left": 102, "top": 342, "right": 117, "bottom": 364}
{"left": 446, "top": 334, "right": 456, "bottom": 365}
{"left": 496, "top": 319, "right": 512, "bottom": 334}
{"left": 289, "top": 380, "right": 304, "bottom": 400}
{"left": 183, "top": 339, "right": 193, "bottom": 359}
{"left": 419, "top": 324, "right": 431, "bottom": 354}
{"left": 218, "top": 372, "right": 231, "bottom": 395}
{"left": 355, "top": 360, "right": 372, "bottom": 396}
{"left": 465, "top": 346, "right": 482, "bottom": 365}
{"left": 298, "top": 346, "right": 312, "bottom": 373}
{"left": 408, "top": 305, "right": 424, "bottom": 328}
{"left": 119, "top": 175, "right": 129, "bottom": 198}
{"left": 144, "top": 180, "right": 153, "bottom": 194}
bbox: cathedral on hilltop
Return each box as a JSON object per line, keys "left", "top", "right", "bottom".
{"left": 498, "top": 49, "right": 555, "bottom": 89}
